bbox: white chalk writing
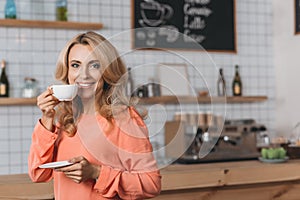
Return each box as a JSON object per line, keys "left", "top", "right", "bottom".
{"left": 183, "top": 0, "right": 212, "bottom": 43}
{"left": 183, "top": 29, "right": 206, "bottom": 43}
{"left": 184, "top": 0, "right": 210, "bottom": 5}
{"left": 184, "top": 4, "right": 212, "bottom": 17}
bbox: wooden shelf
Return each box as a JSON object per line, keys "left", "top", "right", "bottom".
{"left": 0, "top": 96, "right": 267, "bottom": 106}
{"left": 0, "top": 19, "right": 103, "bottom": 30}
{"left": 0, "top": 97, "right": 36, "bottom": 106}
{"left": 139, "top": 95, "right": 268, "bottom": 104}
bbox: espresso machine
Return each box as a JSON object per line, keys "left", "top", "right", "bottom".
{"left": 164, "top": 119, "right": 263, "bottom": 164}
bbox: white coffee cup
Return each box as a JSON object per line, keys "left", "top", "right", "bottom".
{"left": 51, "top": 84, "right": 78, "bottom": 101}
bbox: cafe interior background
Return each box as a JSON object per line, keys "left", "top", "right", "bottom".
{"left": 0, "top": 0, "right": 298, "bottom": 174}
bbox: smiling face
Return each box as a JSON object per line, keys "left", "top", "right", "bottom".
{"left": 67, "top": 44, "right": 102, "bottom": 100}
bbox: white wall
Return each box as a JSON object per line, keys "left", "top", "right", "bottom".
{"left": 274, "top": 0, "right": 300, "bottom": 135}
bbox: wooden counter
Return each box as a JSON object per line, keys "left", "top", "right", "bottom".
{"left": 154, "top": 159, "right": 300, "bottom": 200}
{"left": 0, "top": 174, "right": 53, "bottom": 200}
{"left": 1, "top": 160, "right": 300, "bottom": 200}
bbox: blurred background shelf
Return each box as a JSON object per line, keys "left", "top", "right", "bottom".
{"left": 0, "top": 98, "right": 37, "bottom": 106}
{"left": 0, "top": 19, "right": 103, "bottom": 30}
{"left": 0, "top": 96, "right": 267, "bottom": 106}
{"left": 139, "top": 96, "right": 268, "bottom": 104}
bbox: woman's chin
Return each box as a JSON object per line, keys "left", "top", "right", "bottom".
{"left": 77, "top": 91, "right": 96, "bottom": 101}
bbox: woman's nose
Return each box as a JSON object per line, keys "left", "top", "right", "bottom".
{"left": 80, "top": 66, "right": 90, "bottom": 79}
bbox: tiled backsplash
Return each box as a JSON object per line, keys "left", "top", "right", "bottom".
{"left": 0, "top": 0, "right": 274, "bottom": 174}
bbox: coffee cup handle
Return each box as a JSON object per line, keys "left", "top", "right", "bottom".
{"left": 163, "top": 4, "right": 173, "bottom": 19}
{"left": 49, "top": 85, "right": 54, "bottom": 92}
{"left": 49, "top": 86, "right": 57, "bottom": 99}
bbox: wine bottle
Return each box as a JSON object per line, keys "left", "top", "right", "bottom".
{"left": 126, "top": 67, "right": 134, "bottom": 97}
{"left": 56, "top": 0, "right": 68, "bottom": 21}
{"left": 232, "top": 65, "right": 242, "bottom": 96}
{"left": 148, "top": 78, "right": 161, "bottom": 97}
{"left": 5, "top": 0, "right": 17, "bottom": 19}
{"left": 217, "top": 68, "right": 226, "bottom": 96}
{"left": 0, "top": 60, "right": 9, "bottom": 97}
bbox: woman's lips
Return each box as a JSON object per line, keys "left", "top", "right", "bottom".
{"left": 76, "top": 82, "right": 95, "bottom": 88}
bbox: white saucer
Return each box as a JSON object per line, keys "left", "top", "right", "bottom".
{"left": 39, "top": 161, "right": 72, "bottom": 169}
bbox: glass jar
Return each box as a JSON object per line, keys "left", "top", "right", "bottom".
{"left": 22, "top": 77, "right": 39, "bottom": 98}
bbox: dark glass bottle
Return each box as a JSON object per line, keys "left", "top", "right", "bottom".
{"left": 56, "top": 0, "right": 68, "bottom": 21}
{"left": 5, "top": 0, "right": 17, "bottom": 19}
{"left": 232, "top": 65, "right": 242, "bottom": 96}
{"left": 0, "top": 60, "right": 9, "bottom": 97}
{"left": 148, "top": 78, "right": 161, "bottom": 97}
{"left": 126, "top": 67, "right": 134, "bottom": 97}
{"left": 217, "top": 68, "right": 226, "bottom": 96}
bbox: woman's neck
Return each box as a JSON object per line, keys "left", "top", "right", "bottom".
{"left": 81, "top": 98, "right": 96, "bottom": 114}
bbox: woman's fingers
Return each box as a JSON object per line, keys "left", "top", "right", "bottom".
{"left": 39, "top": 99, "right": 59, "bottom": 110}
{"left": 38, "top": 94, "right": 58, "bottom": 106}
{"left": 69, "top": 156, "right": 86, "bottom": 164}
{"left": 56, "top": 156, "right": 97, "bottom": 183}
{"left": 56, "top": 164, "right": 84, "bottom": 183}
{"left": 37, "top": 88, "right": 52, "bottom": 100}
{"left": 64, "top": 174, "right": 82, "bottom": 183}
{"left": 37, "top": 88, "right": 60, "bottom": 115}
{"left": 55, "top": 162, "right": 81, "bottom": 172}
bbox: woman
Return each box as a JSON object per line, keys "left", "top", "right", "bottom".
{"left": 28, "top": 31, "right": 161, "bottom": 199}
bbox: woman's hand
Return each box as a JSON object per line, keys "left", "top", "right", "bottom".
{"left": 55, "top": 156, "right": 101, "bottom": 184}
{"left": 37, "top": 87, "right": 60, "bottom": 131}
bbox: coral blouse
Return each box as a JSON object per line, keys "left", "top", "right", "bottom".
{"left": 28, "top": 108, "right": 161, "bottom": 200}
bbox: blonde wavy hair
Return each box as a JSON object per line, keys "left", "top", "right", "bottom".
{"left": 54, "top": 31, "right": 143, "bottom": 136}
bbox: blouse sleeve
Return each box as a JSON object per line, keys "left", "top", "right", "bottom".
{"left": 28, "top": 120, "right": 58, "bottom": 182}
{"left": 93, "top": 107, "right": 161, "bottom": 199}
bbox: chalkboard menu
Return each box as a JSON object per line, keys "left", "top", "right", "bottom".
{"left": 131, "top": 0, "right": 236, "bottom": 53}
{"left": 295, "top": 0, "right": 300, "bottom": 34}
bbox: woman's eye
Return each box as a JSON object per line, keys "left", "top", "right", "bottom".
{"left": 71, "top": 63, "right": 80, "bottom": 68}
{"left": 90, "top": 63, "right": 100, "bottom": 69}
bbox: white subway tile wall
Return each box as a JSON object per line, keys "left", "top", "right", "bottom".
{"left": 0, "top": 0, "right": 274, "bottom": 174}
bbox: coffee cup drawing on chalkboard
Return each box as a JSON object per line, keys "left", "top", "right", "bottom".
{"left": 158, "top": 26, "right": 179, "bottom": 42}
{"left": 139, "top": 0, "right": 173, "bottom": 27}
